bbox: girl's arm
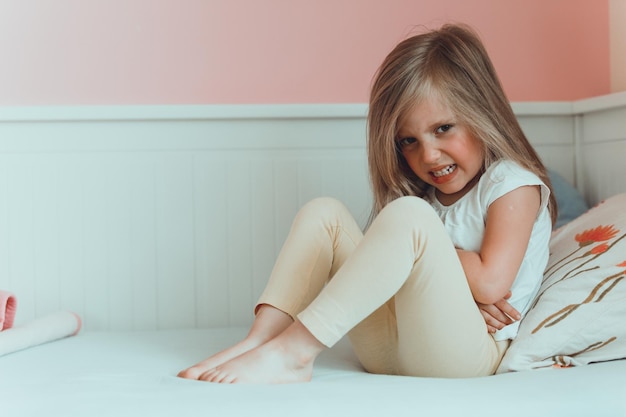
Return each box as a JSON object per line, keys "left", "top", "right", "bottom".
{"left": 456, "top": 185, "right": 541, "bottom": 305}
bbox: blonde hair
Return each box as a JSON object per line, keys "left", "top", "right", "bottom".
{"left": 367, "top": 23, "right": 557, "bottom": 225}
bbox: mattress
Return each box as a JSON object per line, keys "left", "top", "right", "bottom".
{"left": 1, "top": 328, "right": 624, "bottom": 417}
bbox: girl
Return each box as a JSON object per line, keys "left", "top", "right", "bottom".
{"left": 178, "top": 23, "right": 556, "bottom": 383}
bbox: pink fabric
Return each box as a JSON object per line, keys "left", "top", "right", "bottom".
{"left": 0, "top": 290, "right": 82, "bottom": 357}
{"left": 70, "top": 312, "right": 82, "bottom": 336}
{"left": 0, "top": 290, "right": 17, "bottom": 330}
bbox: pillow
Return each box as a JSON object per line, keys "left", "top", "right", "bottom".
{"left": 548, "top": 169, "right": 589, "bottom": 229}
{"left": 497, "top": 193, "right": 626, "bottom": 373}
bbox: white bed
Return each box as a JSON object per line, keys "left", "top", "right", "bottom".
{"left": 1, "top": 93, "right": 625, "bottom": 416}
{"left": 2, "top": 328, "right": 625, "bottom": 417}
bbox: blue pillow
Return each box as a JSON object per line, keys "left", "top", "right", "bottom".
{"left": 547, "top": 169, "right": 589, "bottom": 229}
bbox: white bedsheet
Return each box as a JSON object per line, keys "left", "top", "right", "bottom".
{"left": 1, "top": 328, "right": 624, "bottom": 417}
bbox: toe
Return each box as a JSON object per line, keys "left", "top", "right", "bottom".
{"left": 198, "top": 368, "right": 217, "bottom": 382}
{"left": 177, "top": 366, "right": 201, "bottom": 379}
{"left": 200, "top": 368, "right": 233, "bottom": 383}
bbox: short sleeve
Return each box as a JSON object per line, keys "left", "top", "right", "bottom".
{"left": 478, "top": 160, "right": 550, "bottom": 217}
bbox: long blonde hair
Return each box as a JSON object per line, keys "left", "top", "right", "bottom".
{"left": 367, "top": 23, "right": 557, "bottom": 225}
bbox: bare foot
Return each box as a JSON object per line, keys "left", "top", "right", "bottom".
{"left": 178, "top": 304, "right": 293, "bottom": 380}
{"left": 198, "top": 320, "right": 325, "bottom": 384}
{"left": 177, "top": 337, "right": 263, "bottom": 380}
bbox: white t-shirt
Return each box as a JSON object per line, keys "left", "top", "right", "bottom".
{"left": 425, "top": 160, "right": 552, "bottom": 340}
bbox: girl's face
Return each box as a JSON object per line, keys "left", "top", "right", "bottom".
{"left": 396, "top": 95, "right": 485, "bottom": 205}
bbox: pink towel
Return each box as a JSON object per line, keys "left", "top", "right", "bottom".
{"left": 0, "top": 311, "right": 82, "bottom": 357}
{"left": 0, "top": 290, "right": 17, "bottom": 331}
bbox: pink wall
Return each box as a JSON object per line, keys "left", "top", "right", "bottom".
{"left": 0, "top": 0, "right": 609, "bottom": 105}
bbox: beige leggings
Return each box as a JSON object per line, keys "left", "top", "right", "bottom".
{"left": 256, "top": 196, "right": 508, "bottom": 378}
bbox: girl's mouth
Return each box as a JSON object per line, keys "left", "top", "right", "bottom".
{"left": 431, "top": 164, "right": 457, "bottom": 178}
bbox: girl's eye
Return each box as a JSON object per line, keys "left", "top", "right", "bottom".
{"left": 436, "top": 124, "right": 453, "bottom": 134}
{"left": 397, "top": 137, "right": 417, "bottom": 149}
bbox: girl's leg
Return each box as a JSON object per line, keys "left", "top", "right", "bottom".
{"left": 255, "top": 197, "right": 365, "bottom": 319}
{"left": 346, "top": 300, "right": 398, "bottom": 375}
{"left": 325, "top": 196, "right": 505, "bottom": 377}
{"left": 178, "top": 197, "right": 363, "bottom": 380}
{"left": 201, "top": 196, "right": 503, "bottom": 382}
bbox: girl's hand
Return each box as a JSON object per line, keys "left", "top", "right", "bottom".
{"left": 476, "top": 291, "right": 521, "bottom": 334}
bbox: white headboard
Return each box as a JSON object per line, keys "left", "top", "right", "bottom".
{"left": 572, "top": 93, "right": 626, "bottom": 204}
{"left": 0, "top": 93, "right": 624, "bottom": 330}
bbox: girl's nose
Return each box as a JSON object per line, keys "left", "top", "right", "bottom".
{"left": 421, "top": 143, "right": 441, "bottom": 164}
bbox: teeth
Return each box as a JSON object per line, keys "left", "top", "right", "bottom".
{"left": 432, "top": 165, "right": 456, "bottom": 177}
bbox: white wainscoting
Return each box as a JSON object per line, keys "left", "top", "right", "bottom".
{"left": 0, "top": 96, "right": 624, "bottom": 330}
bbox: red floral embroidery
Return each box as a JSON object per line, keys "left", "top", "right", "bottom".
{"left": 589, "top": 243, "right": 609, "bottom": 255}
{"left": 545, "top": 225, "right": 621, "bottom": 281}
{"left": 534, "top": 225, "right": 626, "bottom": 310}
{"left": 575, "top": 225, "right": 619, "bottom": 247}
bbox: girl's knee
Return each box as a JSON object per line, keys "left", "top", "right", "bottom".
{"left": 295, "top": 197, "right": 351, "bottom": 223}
{"left": 300, "top": 196, "right": 346, "bottom": 214}
{"left": 382, "top": 196, "right": 437, "bottom": 218}
{"left": 372, "top": 196, "right": 442, "bottom": 233}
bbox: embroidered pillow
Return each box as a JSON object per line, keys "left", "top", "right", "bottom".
{"left": 497, "top": 193, "right": 626, "bottom": 372}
